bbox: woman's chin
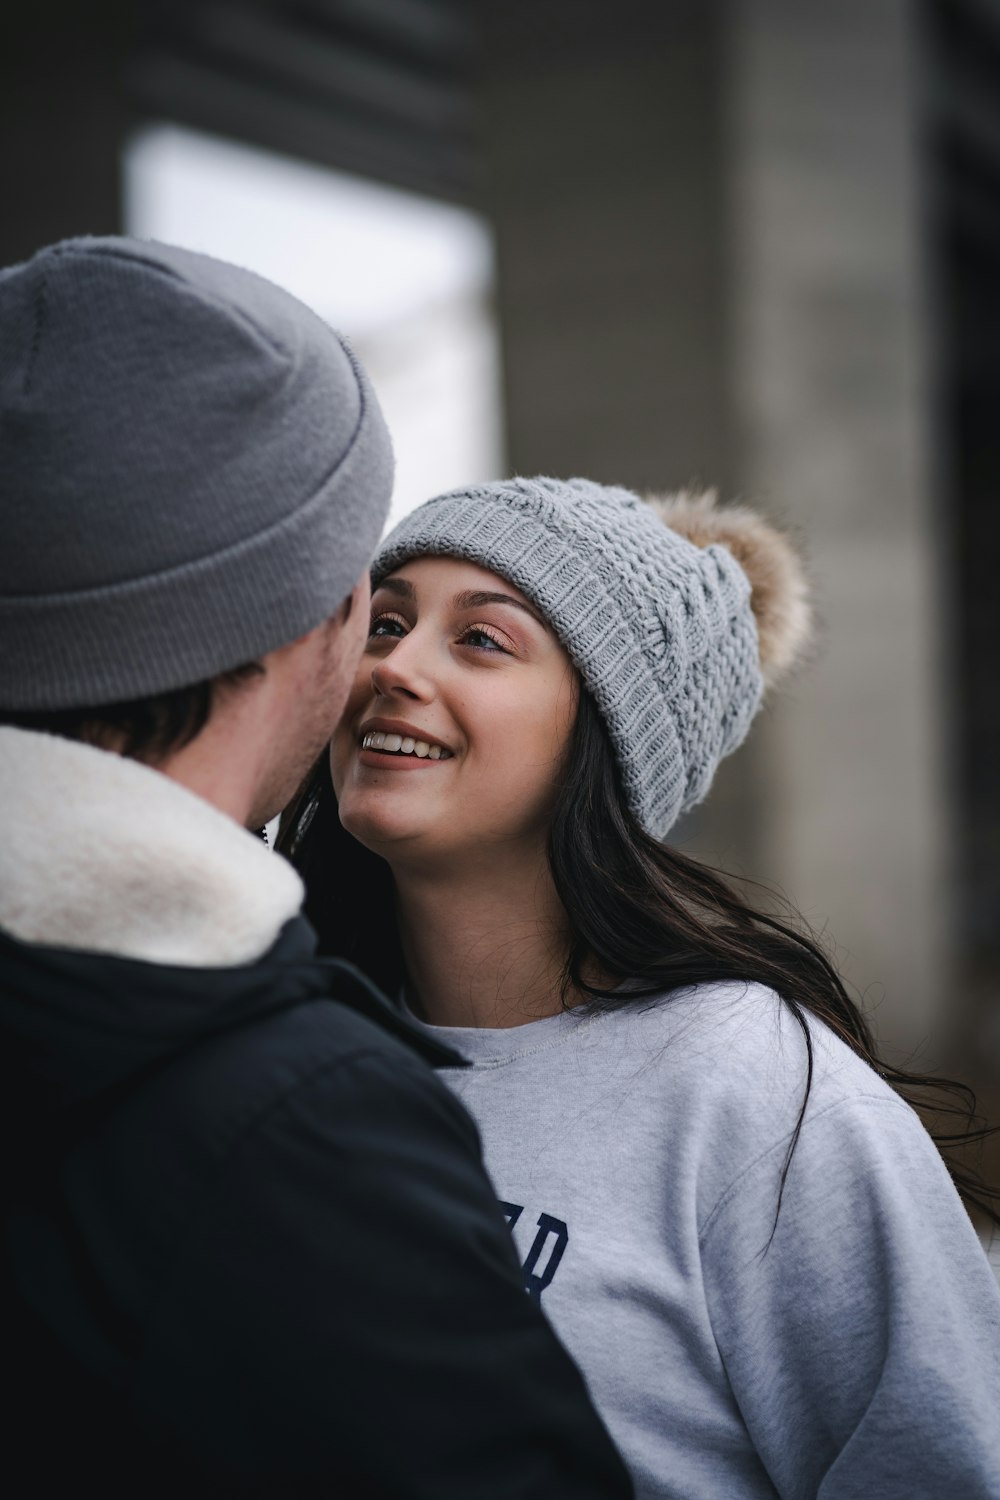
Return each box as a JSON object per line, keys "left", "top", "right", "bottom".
{"left": 339, "top": 801, "right": 429, "bottom": 859}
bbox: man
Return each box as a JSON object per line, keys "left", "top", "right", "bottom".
{"left": 0, "top": 237, "right": 631, "bottom": 1497}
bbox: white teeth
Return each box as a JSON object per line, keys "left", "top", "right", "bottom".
{"left": 361, "top": 731, "right": 450, "bottom": 759}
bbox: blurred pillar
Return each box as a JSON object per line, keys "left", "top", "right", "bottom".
{"left": 484, "top": 0, "right": 950, "bottom": 1052}
{"left": 481, "top": 5, "right": 735, "bottom": 487}
{"left": 0, "top": 3, "right": 131, "bottom": 266}
{"left": 727, "top": 0, "right": 950, "bottom": 1052}
{"left": 481, "top": 3, "right": 757, "bottom": 864}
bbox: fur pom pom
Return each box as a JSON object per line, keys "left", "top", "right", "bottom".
{"left": 647, "top": 490, "right": 812, "bottom": 688}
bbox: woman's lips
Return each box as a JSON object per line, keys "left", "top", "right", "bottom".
{"left": 357, "top": 746, "right": 452, "bottom": 771}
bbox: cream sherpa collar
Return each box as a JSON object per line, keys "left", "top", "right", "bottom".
{"left": 0, "top": 727, "right": 304, "bottom": 967}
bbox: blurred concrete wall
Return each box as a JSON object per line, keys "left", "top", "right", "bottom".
{"left": 483, "top": 0, "right": 950, "bottom": 1054}
{"left": 0, "top": 4, "right": 130, "bottom": 264}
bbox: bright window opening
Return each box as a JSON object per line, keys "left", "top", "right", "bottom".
{"left": 124, "top": 123, "right": 503, "bottom": 529}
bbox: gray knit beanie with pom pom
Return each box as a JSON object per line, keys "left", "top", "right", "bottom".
{"left": 373, "top": 477, "right": 810, "bottom": 841}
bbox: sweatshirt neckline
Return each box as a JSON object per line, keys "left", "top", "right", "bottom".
{"left": 398, "top": 994, "right": 606, "bottom": 1067}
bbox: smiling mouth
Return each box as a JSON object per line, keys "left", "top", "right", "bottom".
{"left": 360, "top": 731, "right": 452, "bottom": 760}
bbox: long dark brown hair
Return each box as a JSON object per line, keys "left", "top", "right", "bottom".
{"left": 280, "top": 688, "right": 1000, "bottom": 1230}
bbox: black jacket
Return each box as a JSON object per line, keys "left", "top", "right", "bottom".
{"left": 0, "top": 917, "right": 631, "bottom": 1497}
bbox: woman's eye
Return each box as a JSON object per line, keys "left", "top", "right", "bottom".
{"left": 462, "top": 626, "right": 508, "bottom": 653}
{"left": 369, "top": 614, "right": 406, "bottom": 639}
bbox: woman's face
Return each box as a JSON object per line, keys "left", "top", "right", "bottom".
{"left": 331, "top": 557, "right": 578, "bottom": 869}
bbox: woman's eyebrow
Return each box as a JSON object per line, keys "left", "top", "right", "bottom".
{"left": 376, "top": 576, "right": 413, "bottom": 599}
{"left": 454, "top": 589, "right": 546, "bottom": 627}
{"left": 375, "top": 577, "right": 546, "bottom": 628}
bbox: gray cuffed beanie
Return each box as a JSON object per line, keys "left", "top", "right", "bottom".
{"left": 0, "top": 236, "right": 393, "bottom": 710}
{"left": 373, "top": 477, "right": 763, "bottom": 840}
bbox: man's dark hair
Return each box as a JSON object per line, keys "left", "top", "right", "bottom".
{"left": 0, "top": 662, "right": 264, "bottom": 763}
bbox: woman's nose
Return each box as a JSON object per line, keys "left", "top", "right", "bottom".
{"left": 369, "top": 633, "right": 434, "bottom": 702}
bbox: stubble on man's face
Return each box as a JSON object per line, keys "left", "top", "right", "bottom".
{"left": 248, "top": 576, "right": 372, "bottom": 827}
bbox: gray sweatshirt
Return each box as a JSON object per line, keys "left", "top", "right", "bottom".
{"left": 409, "top": 983, "right": 1000, "bottom": 1499}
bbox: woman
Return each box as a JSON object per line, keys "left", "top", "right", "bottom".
{"left": 281, "top": 477, "right": 1000, "bottom": 1499}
